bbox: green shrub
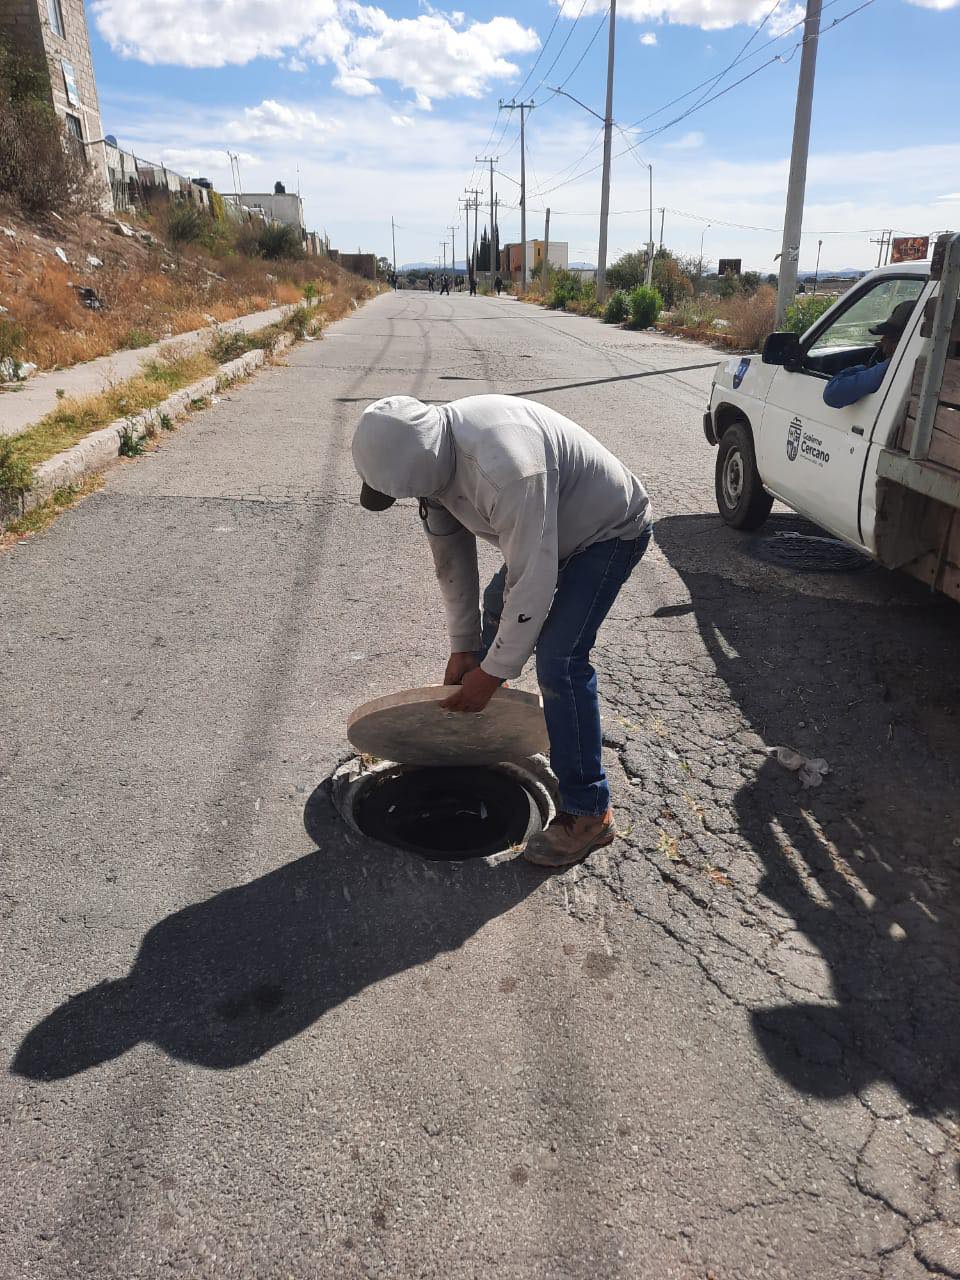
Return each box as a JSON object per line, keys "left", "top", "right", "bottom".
{"left": 302, "top": 282, "right": 319, "bottom": 302}
{"left": 165, "top": 202, "right": 208, "bottom": 247}
{"left": 257, "top": 223, "right": 304, "bottom": 261}
{"left": 209, "top": 328, "right": 253, "bottom": 363}
{"left": 603, "top": 290, "right": 630, "bottom": 324}
{"left": 547, "top": 269, "right": 582, "bottom": 310}
{"left": 118, "top": 328, "right": 155, "bottom": 350}
{"left": 0, "top": 436, "right": 33, "bottom": 511}
{"left": 784, "top": 294, "right": 833, "bottom": 335}
{"left": 627, "top": 284, "right": 663, "bottom": 330}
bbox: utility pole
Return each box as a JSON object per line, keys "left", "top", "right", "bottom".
{"left": 464, "top": 187, "right": 481, "bottom": 282}
{"left": 441, "top": 241, "right": 447, "bottom": 271}
{"left": 391, "top": 215, "right": 397, "bottom": 273}
{"left": 644, "top": 163, "right": 654, "bottom": 287}
{"left": 448, "top": 224, "right": 457, "bottom": 280}
{"left": 475, "top": 156, "right": 499, "bottom": 282}
{"left": 658, "top": 207, "right": 665, "bottom": 252}
{"left": 494, "top": 194, "right": 499, "bottom": 276}
{"left": 774, "top": 0, "right": 823, "bottom": 328}
{"left": 543, "top": 207, "right": 551, "bottom": 291}
{"left": 498, "top": 99, "right": 535, "bottom": 288}
{"left": 596, "top": 0, "right": 617, "bottom": 303}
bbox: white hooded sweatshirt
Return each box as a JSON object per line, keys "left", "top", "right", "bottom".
{"left": 352, "top": 394, "right": 652, "bottom": 680}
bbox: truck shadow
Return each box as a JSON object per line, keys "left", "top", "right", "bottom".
{"left": 654, "top": 513, "right": 960, "bottom": 1115}
{"left": 12, "top": 789, "right": 542, "bottom": 1080}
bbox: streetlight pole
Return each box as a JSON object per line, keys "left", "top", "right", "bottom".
{"left": 644, "top": 162, "right": 654, "bottom": 287}
{"left": 391, "top": 215, "right": 397, "bottom": 273}
{"left": 596, "top": 0, "right": 617, "bottom": 304}
{"left": 774, "top": 0, "right": 823, "bottom": 327}
{"left": 813, "top": 238, "right": 823, "bottom": 295}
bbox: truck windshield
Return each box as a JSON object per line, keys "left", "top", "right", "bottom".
{"left": 808, "top": 277, "right": 925, "bottom": 353}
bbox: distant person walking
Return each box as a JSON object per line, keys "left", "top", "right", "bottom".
{"left": 439, "top": 274, "right": 450, "bottom": 296}
{"left": 427, "top": 273, "right": 435, "bottom": 293}
{"left": 469, "top": 274, "right": 478, "bottom": 297}
{"left": 495, "top": 274, "right": 503, "bottom": 297}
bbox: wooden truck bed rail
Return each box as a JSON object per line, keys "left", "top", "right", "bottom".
{"left": 875, "top": 231, "right": 960, "bottom": 600}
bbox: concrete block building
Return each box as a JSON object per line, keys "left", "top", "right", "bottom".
{"left": 0, "top": 0, "right": 111, "bottom": 205}
{"left": 499, "top": 239, "right": 569, "bottom": 282}
{"left": 230, "top": 191, "right": 307, "bottom": 241}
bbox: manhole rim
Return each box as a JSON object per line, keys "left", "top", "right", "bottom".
{"left": 330, "top": 754, "right": 558, "bottom": 864}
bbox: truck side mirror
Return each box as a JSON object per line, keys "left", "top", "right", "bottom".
{"left": 762, "top": 331, "right": 803, "bottom": 370}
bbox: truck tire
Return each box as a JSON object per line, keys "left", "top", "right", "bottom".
{"left": 715, "top": 420, "right": 773, "bottom": 530}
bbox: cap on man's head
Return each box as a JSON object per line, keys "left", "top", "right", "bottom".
{"left": 359, "top": 482, "right": 396, "bottom": 511}
{"left": 869, "top": 299, "right": 916, "bottom": 338}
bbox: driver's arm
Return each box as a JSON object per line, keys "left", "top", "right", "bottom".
{"left": 822, "top": 358, "right": 890, "bottom": 409}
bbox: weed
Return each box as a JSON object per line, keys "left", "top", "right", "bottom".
{"left": 158, "top": 412, "right": 174, "bottom": 431}
{"left": 2, "top": 474, "right": 103, "bottom": 541}
{"left": 209, "top": 328, "right": 253, "bottom": 363}
{"left": 302, "top": 282, "right": 319, "bottom": 302}
{"left": 8, "top": 351, "right": 216, "bottom": 468}
{"left": 627, "top": 284, "right": 663, "bottom": 330}
{"left": 55, "top": 387, "right": 66, "bottom": 400}
{"left": 721, "top": 285, "right": 777, "bottom": 350}
{"left": 285, "top": 305, "right": 311, "bottom": 339}
{"left": 189, "top": 396, "right": 209, "bottom": 410}
{"left": 165, "top": 203, "right": 209, "bottom": 248}
{"left": 0, "top": 317, "right": 25, "bottom": 363}
{"left": 257, "top": 224, "right": 304, "bottom": 261}
{"left": 118, "top": 419, "right": 146, "bottom": 456}
{"left": 0, "top": 436, "right": 33, "bottom": 514}
{"left": 118, "top": 328, "right": 156, "bottom": 351}
{"left": 603, "top": 290, "right": 630, "bottom": 324}
{"left": 547, "top": 269, "right": 583, "bottom": 311}
{"left": 657, "top": 830, "right": 680, "bottom": 861}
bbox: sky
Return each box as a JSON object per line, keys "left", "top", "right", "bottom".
{"left": 86, "top": 0, "right": 960, "bottom": 273}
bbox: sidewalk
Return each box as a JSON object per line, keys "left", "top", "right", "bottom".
{"left": 0, "top": 303, "right": 296, "bottom": 439}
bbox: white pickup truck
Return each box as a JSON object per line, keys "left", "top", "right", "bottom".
{"left": 703, "top": 231, "right": 960, "bottom": 603}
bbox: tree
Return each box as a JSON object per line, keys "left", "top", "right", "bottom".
{"left": 606, "top": 249, "right": 648, "bottom": 292}
{"left": 652, "top": 252, "right": 693, "bottom": 309}
{"left": 376, "top": 256, "right": 391, "bottom": 276}
{"left": 477, "top": 228, "right": 491, "bottom": 272}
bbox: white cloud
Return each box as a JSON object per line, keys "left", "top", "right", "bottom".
{"left": 551, "top": 0, "right": 805, "bottom": 32}
{"left": 935, "top": 193, "right": 960, "bottom": 202}
{"left": 665, "top": 130, "right": 704, "bottom": 148}
{"left": 640, "top": 31, "right": 658, "bottom": 43}
{"left": 231, "top": 99, "right": 334, "bottom": 141}
{"left": 907, "top": 0, "right": 960, "bottom": 9}
{"left": 328, "top": 10, "right": 539, "bottom": 106}
{"left": 391, "top": 114, "right": 416, "bottom": 127}
{"left": 91, "top": 0, "right": 337, "bottom": 67}
{"left": 92, "top": 0, "right": 538, "bottom": 106}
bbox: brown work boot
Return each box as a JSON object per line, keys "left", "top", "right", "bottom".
{"left": 523, "top": 809, "right": 615, "bottom": 868}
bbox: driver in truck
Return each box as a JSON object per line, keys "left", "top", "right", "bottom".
{"left": 821, "top": 298, "right": 916, "bottom": 409}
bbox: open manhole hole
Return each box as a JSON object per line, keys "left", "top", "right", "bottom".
{"left": 747, "top": 529, "right": 872, "bottom": 573}
{"left": 333, "top": 760, "right": 554, "bottom": 861}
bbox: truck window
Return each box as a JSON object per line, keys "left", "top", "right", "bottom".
{"left": 807, "top": 278, "right": 924, "bottom": 355}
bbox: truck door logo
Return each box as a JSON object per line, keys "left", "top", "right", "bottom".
{"left": 787, "top": 418, "right": 802, "bottom": 461}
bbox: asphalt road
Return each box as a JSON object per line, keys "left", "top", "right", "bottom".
{"left": 2, "top": 290, "right": 959, "bottom": 1280}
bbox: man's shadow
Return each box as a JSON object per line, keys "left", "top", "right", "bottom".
{"left": 655, "top": 514, "right": 960, "bottom": 1114}
{"left": 13, "top": 788, "right": 541, "bottom": 1080}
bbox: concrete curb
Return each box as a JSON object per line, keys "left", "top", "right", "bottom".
{"left": 13, "top": 330, "right": 294, "bottom": 520}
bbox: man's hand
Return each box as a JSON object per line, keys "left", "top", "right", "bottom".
{"left": 440, "top": 665, "right": 501, "bottom": 713}
{"left": 443, "top": 651, "right": 480, "bottom": 686}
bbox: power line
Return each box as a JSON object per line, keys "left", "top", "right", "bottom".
{"left": 533, "top": 0, "right": 876, "bottom": 198}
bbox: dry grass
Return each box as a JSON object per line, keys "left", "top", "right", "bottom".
{"left": 658, "top": 284, "right": 778, "bottom": 351}
{"left": 9, "top": 348, "right": 216, "bottom": 467}
{"left": 0, "top": 203, "right": 369, "bottom": 371}
{"left": 1, "top": 473, "right": 104, "bottom": 547}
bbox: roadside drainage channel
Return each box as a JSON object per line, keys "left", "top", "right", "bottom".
{"left": 331, "top": 756, "right": 557, "bottom": 863}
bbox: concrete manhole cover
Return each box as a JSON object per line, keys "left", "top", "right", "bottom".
{"left": 747, "top": 530, "right": 872, "bottom": 574}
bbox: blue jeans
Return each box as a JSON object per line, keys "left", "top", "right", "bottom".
{"left": 480, "top": 528, "right": 652, "bottom": 816}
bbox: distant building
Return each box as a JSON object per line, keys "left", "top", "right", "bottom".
{"left": 228, "top": 190, "right": 307, "bottom": 242}
{"left": 0, "top": 0, "right": 111, "bottom": 205}
{"left": 328, "top": 250, "right": 377, "bottom": 279}
{"left": 499, "top": 239, "right": 569, "bottom": 282}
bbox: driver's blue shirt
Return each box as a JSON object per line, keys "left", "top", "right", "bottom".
{"left": 822, "top": 358, "right": 890, "bottom": 408}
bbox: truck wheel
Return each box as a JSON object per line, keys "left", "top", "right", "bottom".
{"left": 715, "top": 421, "right": 773, "bottom": 530}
